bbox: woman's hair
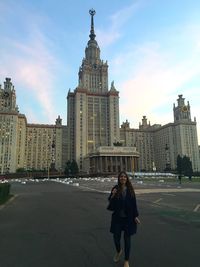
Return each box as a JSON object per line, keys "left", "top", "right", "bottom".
{"left": 116, "top": 171, "right": 135, "bottom": 197}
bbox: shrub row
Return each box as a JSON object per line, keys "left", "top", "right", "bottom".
{"left": 0, "top": 183, "right": 11, "bottom": 202}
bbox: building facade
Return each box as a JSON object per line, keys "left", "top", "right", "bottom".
{"left": 66, "top": 9, "right": 139, "bottom": 174}
{"left": 1, "top": 11, "right": 199, "bottom": 175}
{"left": 0, "top": 78, "right": 23, "bottom": 174}
{"left": 0, "top": 78, "right": 66, "bottom": 174}
{"left": 85, "top": 146, "right": 139, "bottom": 175}
{"left": 120, "top": 95, "right": 200, "bottom": 172}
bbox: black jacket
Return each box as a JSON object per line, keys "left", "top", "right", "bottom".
{"left": 107, "top": 185, "right": 139, "bottom": 235}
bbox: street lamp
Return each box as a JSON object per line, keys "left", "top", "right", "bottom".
{"left": 165, "top": 144, "right": 171, "bottom": 171}
{"left": 50, "top": 140, "right": 56, "bottom": 171}
{"left": 152, "top": 161, "right": 156, "bottom": 172}
{"left": 47, "top": 162, "right": 50, "bottom": 179}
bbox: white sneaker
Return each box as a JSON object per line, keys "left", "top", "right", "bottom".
{"left": 113, "top": 249, "right": 122, "bottom": 262}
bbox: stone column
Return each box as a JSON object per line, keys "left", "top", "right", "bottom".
{"left": 132, "top": 157, "right": 134, "bottom": 172}
{"left": 125, "top": 157, "right": 127, "bottom": 171}
{"left": 110, "top": 156, "right": 112, "bottom": 173}
{"left": 120, "top": 156, "right": 123, "bottom": 171}
{"left": 102, "top": 156, "right": 104, "bottom": 173}
{"left": 127, "top": 157, "right": 130, "bottom": 171}
{"left": 105, "top": 156, "right": 108, "bottom": 173}
{"left": 95, "top": 157, "right": 98, "bottom": 173}
{"left": 100, "top": 156, "right": 102, "bottom": 173}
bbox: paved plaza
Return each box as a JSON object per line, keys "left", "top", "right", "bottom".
{"left": 0, "top": 178, "right": 200, "bottom": 267}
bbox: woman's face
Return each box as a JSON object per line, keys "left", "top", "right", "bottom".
{"left": 119, "top": 173, "right": 127, "bottom": 185}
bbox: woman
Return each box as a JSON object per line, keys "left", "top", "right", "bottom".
{"left": 107, "top": 171, "right": 140, "bottom": 267}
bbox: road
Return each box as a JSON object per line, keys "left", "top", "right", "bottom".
{"left": 0, "top": 180, "right": 199, "bottom": 267}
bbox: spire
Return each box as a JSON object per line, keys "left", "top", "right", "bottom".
{"left": 85, "top": 9, "right": 100, "bottom": 64}
{"left": 89, "top": 9, "right": 96, "bottom": 40}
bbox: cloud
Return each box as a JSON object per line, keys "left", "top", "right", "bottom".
{"left": 0, "top": 12, "right": 60, "bottom": 123}
{"left": 116, "top": 39, "right": 200, "bottom": 141}
{"left": 96, "top": 1, "right": 143, "bottom": 47}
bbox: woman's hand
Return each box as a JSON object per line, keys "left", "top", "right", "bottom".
{"left": 111, "top": 188, "right": 117, "bottom": 198}
{"left": 135, "top": 217, "right": 141, "bottom": 224}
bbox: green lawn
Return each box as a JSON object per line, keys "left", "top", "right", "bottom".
{"left": 134, "top": 177, "right": 200, "bottom": 183}
{"left": 0, "top": 194, "right": 13, "bottom": 206}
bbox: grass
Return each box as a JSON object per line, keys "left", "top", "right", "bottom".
{"left": 158, "top": 209, "right": 200, "bottom": 224}
{"left": 134, "top": 177, "right": 200, "bottom": 183}
{"left": 0, "top": 194, "right": 13, "bottom": 206}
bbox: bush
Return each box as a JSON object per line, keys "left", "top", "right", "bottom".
{"left": 0, "top": 183, "right": 11, "bottom": 202}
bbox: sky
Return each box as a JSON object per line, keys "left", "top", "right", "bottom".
{"left": 1, "top": 0, "right": 200, "bottom": 143}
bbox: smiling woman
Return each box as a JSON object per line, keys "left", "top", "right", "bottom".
{"left": 107, "top": 171, "right": 140, "bottom": 267}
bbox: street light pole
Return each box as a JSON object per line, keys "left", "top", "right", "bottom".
{"left": 47, "top": 164, "right": 49, "bottom": 179}
{"left": 165, "top": 144, "right": 170, "bottom": 171}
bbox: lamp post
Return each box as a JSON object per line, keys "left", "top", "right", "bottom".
{"left": 59, "top": 167, "right": 62, "bottom": 177}
{"left": 47, "top": 163, "right": 50, "bottom": 179}
{"left": 47, "top": 148, "right": 50, "bottom": 179}
{"left": 165, "top": 144, "right": 171, "bottom": 171}
{"left": 50, "top": 139, "right": 56, "bottom": 171}
{"left": 152, "top": 161, "right": 156, "bottom": 172}
{"left": 5, "top": 167, "right": 9, "bottom": 180}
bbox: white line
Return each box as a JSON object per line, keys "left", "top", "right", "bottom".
{"left": 54, "top": 180, "right": 200, "bottom": 195}
{"left": 162, "top": 193, "right": 176, "bottom": 196}
{"left": 153, "top": 198, "right": 163, "bottom": 204}
{"left": 193, "top": 204, "right": 200, "bottom": 212}
{"left": 79, "top": 185, "right": 110, "bottom": 194}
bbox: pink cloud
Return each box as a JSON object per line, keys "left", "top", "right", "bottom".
{"left": 0, "top": 27, "right": 59, "bottom": 123}
{"left": 117, "top": 42, "right": 200, "bottom": 141}
{"left": 97, "top": 1, "right": 143, "bottom": 47}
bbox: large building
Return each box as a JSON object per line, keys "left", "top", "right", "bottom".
{"left": 67, "top": 9, "right": 139, "bottom": 174}
{"left": 120, "top": 95, "right": 200, "bottom": 172}
{"left": 0, "top": 78, "right": 25, "bottom": 174}
{"left": 0, "top": 78, "right": 65, "bottom": 174}
{"left": 0, "top": 10, "right": 199, "bottom": 175}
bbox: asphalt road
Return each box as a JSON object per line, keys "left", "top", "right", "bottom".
{"left": 0, "top": 181, "right": 199, "bottom": 267}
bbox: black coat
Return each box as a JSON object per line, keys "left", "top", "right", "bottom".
{"left": 107, "top": 185, "right": 139, "bottom": 235}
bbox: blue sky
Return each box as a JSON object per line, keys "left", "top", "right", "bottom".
{"left": 1, "top": 0, "right": 200, "bottom": 142}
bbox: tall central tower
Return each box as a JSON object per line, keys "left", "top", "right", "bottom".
{"left": 67, "top": 10, "right": 120, "bottom": 172}
{"left": 78, "top": 9, "right": 108, "bottom": 93}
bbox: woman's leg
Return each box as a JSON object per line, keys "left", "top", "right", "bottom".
{"left": 113, "top": 223, "right": 122, "bottom": 252}
{"left": 113, "top": 223, "right": 123, "bottom": 262}
{"left": 124, "top": 232, "right": 131, "bottom": 261}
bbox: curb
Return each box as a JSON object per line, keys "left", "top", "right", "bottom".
{"left": 0, "top": 194, "right": 18, "bottom": 210}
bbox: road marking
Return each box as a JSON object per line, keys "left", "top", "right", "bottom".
{"left": 79, "top": 185, "right": 110, "bottom": 194}
{"left": 54, "top": 180, "right": 200, "bottom": 195}
{"left": 162, "top": 193, "right": 176, "bottom": 196}
{"left": 193, "top": 204, "right": 200, "bottom": 212}
{"left": 154, "top": 198, "right": 163, "bottom": 204}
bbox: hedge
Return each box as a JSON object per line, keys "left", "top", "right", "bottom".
{"left": 0, "top": 183, "right": 11, "bottom": 202}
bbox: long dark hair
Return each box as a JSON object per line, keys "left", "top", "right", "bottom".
{"left": 116, "top": 171, "right": 135, "bottom": 197}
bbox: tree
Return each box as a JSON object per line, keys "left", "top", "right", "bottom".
{"left": 176, "top": 155, "right": 193, "bottom": 178}
{"left": 182, "top": 155, "right": 193, "bottom": 179}
{"left": 113, "top": 142, "right": 122, "bottom": 146}
{"left": 64, "top": 160, "right": 71, "bottom": 176}
{"left": 70, "top": 160, "right": 79, "bottom": 177}
{"left": 16, "top": 168, "right": 25, "bottom": 173}
{"left": 176, "top": 155, "right": 183, "bottom": 176}
{"left": 64, "top": 160, "right": 79, "bottom": 177}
